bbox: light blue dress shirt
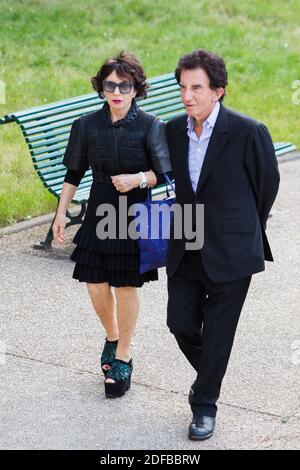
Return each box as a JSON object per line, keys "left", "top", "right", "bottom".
{"left": 187, "top": 101, "right": 220, "bottom": 192}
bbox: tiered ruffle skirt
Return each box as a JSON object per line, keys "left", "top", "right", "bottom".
{"left": 70, "top": 222, "right": 158, "bottom": 287}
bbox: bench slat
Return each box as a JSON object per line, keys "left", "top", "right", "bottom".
{"left": 27, "top": 128, "right": 70, "bottom": 144}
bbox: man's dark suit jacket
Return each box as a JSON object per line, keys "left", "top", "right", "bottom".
{"left": 166, "top": 103, "right": 280, "bottom": 283}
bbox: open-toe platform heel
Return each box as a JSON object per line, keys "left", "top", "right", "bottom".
{"left": 101, "top": 338, "right": 118, "bottom": 377}
{"left": 104, "top": 358, "right": 133, "bottom": 398}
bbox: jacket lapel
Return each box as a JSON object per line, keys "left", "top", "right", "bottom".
{"left": 196, "top": 104, "right": 230, "bottom": 194}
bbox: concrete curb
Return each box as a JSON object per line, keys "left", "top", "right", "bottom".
{"left": 0, "top": 207, "right": 80, "bottom": 237}
{"left": 0, "top": 212, "right": 55, "bottom": 237}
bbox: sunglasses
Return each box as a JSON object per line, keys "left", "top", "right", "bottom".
{"left": 102, "top": 80, "right": 134, "bottom": 94}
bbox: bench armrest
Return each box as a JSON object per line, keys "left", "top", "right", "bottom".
{"left": 0, "top": 114, "right": 16, "bottom": 125}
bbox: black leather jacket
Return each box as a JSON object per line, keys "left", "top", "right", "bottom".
{"left": 63, "top": 100, "right": 171, "bottom": 185}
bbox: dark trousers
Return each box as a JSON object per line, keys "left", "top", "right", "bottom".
{"left": 167, "top": 250, "right": 251, "bottom": 417}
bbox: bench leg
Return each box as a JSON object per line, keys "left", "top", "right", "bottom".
{"left": 33, "top": 213, "right": 56, "bottom": 250}
{"left": 65, "top": 202, "right": 87, "bottom": 230}
{"left": 33, "top": 201, "right": 87, "bottom": 250}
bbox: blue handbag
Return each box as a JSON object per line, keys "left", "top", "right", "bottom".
{"left": 132, "top": 174, "right": 176, "bottom": 274}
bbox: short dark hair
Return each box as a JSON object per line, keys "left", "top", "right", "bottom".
{"left": 91, "top": 51, "right": 149, "bottom": 99}
{"left": 175, "top": 49, "right": 228, "bottom": 102}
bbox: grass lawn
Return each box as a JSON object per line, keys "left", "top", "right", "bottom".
{"left": 0, "top": 0, "right": 299, "bottom": 227}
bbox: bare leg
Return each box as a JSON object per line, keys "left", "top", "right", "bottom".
{"left": 105, "top": 286, "right": 139, "bottom": 383}
{"left": 86, "top": 282, "right": 119, "bottom": 341}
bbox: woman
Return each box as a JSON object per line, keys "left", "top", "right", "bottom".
{"left": 53, "top": 52, "right": 171, "bottom": 399}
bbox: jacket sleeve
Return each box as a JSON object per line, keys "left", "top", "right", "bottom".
{"left": 146, "top": 118, "right": 172, "bottom": 173}
{"left": 244, "top": 123, "right": 280, "bottom": 229}
{"left": 63, "top": 117, "right": 89, "bottom": 172}
{"left": 64, "top": 168, "right": 86, "bottom": 187}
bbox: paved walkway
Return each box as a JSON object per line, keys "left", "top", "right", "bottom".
{"left": 0, "top": 155, "right": 299, "bottom": 450}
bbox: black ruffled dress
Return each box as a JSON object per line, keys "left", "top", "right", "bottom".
{"left": 62, "top": 101, "right": 171, "bottom": 287}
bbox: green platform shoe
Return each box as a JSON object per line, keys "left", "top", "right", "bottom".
{"left": 100, "top": 338, "right": 118, "bottom": 377}
{"left": 104, "top": 358, "right": 133, "bottom": 398}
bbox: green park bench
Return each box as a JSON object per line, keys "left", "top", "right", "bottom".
{"left": 0, "top": 73, "right": 296, "bottom": 249}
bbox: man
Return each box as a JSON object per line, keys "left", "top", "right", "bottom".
{"left": 166, "top": 49, "right": 280, "bottom": 441}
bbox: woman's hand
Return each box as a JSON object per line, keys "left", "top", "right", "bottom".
{"left": 111, "top": 174, "right": 141, "bottom": 193}
{"left": 53, "top": 212, "right": 67, "bottom": 244}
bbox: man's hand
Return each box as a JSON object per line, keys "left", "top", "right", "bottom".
{"left": 111, "top": 174, "right": 141, "bottom": 192}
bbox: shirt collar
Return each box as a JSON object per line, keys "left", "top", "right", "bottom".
{"left": 187, "top": 100, "right": 220, "bottom": 133}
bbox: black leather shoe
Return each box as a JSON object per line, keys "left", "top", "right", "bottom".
{"left": 188, "top": 380, "right": 196, "bottom": 405}
{"left": 188, "top": 415, "right": 215, "bottom": 441}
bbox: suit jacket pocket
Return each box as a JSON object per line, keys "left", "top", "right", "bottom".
{"left": 223, "top": 219, "right": 255, "bottom": 233}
